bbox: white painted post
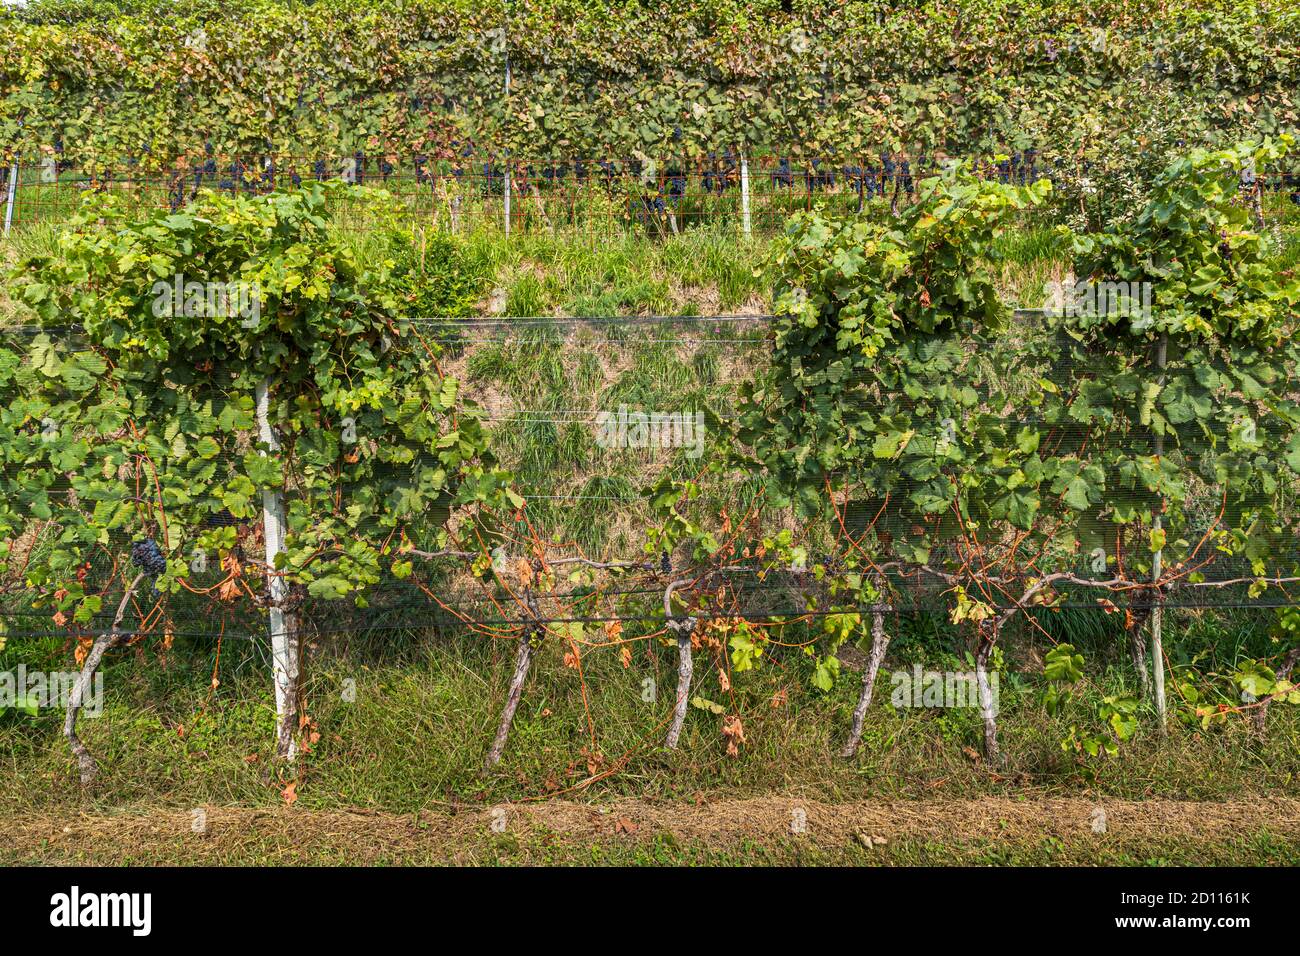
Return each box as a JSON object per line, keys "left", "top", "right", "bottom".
{"left": 740, "top": 153, "right": 751, "bottom": 237}
{"left": 503, "top": 53, "right": 512, "bottom": 238}
{"left": 1150, "top": 332, "right": 1168, "bottom": 733}
{"left": 256, "top": 376, "right": 299, "bottom": 760}
{"left": 4, "top": 162, "right": 18, "bottom": 237}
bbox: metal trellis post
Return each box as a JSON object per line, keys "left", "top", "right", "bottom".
{"left": 740, "top": 154, "right": 751, "bottom": 237}
{"left": 256, "top": 376, "right": 300, "bottom": 760}
{"left": 4, "top": 162, "right": 18, "bottom": 237}
{"left": 503, "top": 49, "right": 511, "bottom": 238}
{"left": 1151, "top": 332, "right": 1168, "bottom": 732}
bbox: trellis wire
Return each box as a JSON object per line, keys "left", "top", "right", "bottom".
{"left": 6, "top": 305, "right": 1300, "bottom": 663}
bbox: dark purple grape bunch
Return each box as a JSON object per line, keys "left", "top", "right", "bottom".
{"left": 881, "top": 152, "right": 900, "bottom": 193}
{"left": 667, "top": 170, "right": 687, "bottom": 200}
{"left": 804, "top": 159, "right": 834, "bottom": 191}
{"left": 898, "top": 159, "right": 913, "bottom": 195}
{"left": 204, "top": 509, "right": 240, "bottom": 529}
{"left": 484, "top": 161, "right": 504, "bottom": 193}
{"left": 771, "top": 157, "right": 793, "bottom": 188}
{"left": 659, "top": 551, "right": 672, "bottom": 575}
{"left": 130, "top": 538, "right": 168, "bottom": 599}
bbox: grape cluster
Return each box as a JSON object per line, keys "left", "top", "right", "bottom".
{"left": 702, "top": 152, "right": 739, "bottom": 195}
{"left": 1021, "top": 149, "right": 1040, "bottom": 183}
{"left": 660, "top": 551, "right": 672, "bottom": 575}
{"left": 771, "top": 157, "right": 793, "bottom": 188}
{"left": 897, "top": 159, "right": 913, "bottom": 195}
{"left": 131, "top": 538, "right": 167, "bottom": 576}
{"left": 130, "top": 538, "right": 167, "bottom": 599}
{"left": 667, "top": 170, "right": 687, "bottom": 199}
{"left": 995, "top": 152, "right": 1041, "bottom": 186}
{"left": 804, "top": 159, "right": 834, "bottom": 191}
{"left": 204, "top": 509, "right": 240, "bottom": 528}
{"left": 843, "top": 163, "right": 864, "bottom": 191}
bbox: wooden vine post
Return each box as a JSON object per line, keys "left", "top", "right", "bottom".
{"left": 1253, "top": 647, "right": 1300, "bottom": 733}
{"left": 663, "top": 578, "right": 694, "bottom": 749}
{"left": 257, "top": 376, "right": 300, "bottom": 760}
{"left": 62, "top": 573, "right": 145, "bottom": 785}
{"left": 484, "top": 628, "right": 535, "bottom": 768}
{"left": 974, "top": 617, "right": 1001, "bottom": 761}
{"left": 484, "top": 575, "right": 541, "bottom": 769}
{"left": 1130, "top": 612, "right": 1150, "bottom": 702}
{"left": 841, "top": 584, "right": 890, "bottom": 758}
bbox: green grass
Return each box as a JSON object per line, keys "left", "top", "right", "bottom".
{"left": 453, "top": 223, "right": 770, "bottom": 317}
{"left": 6, "top": 821, "right": 1295, "bottom": 867}
{"left": 2, "top": 604, "right": 1298, "bottom": 816}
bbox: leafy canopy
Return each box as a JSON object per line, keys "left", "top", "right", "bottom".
{"left": 3, "top": 183, "right": 513, "bottom": 623}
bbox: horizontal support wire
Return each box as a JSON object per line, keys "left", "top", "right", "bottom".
{"left": 5, "top": 305, "right": 1300, "bottom": 639}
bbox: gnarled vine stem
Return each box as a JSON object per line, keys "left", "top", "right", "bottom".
{"left": 63, "top": 573, "right": 145, "bottom": 786}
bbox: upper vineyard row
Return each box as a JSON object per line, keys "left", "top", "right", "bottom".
{"left": 0, "top": 0, "right": 1297, "bottom": 167}
{"left": 5, "top": 151, "right": 1299, "bottom": 237}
